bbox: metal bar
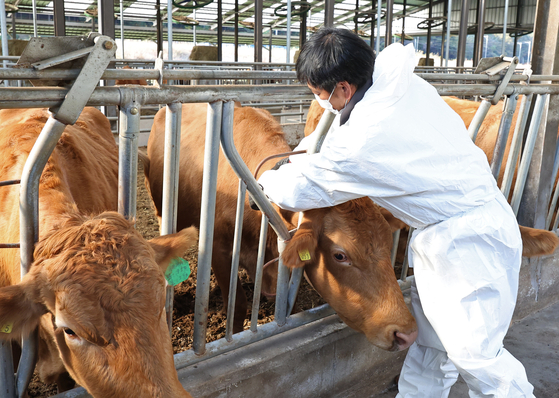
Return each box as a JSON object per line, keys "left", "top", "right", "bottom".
{"left": 425, "top": 0, "right": 432, "bottom": 63}
{"left": 376, "top": 0, "right": 381, "bottom": 54}
{"left": 473, "top": 0, "right": 486, "bottom": 66}
{"left": 468, "top": 99, "right": 492, "bottom": 141}
{"left": 286, "top": 267, "right": 303, "bottom": 316}
{"left": 502, "top": 0, "right": 509, "bottom": 55}
{"left": 218, "top": 0, "right": 223, "bottom": 61}
{"left": 121, "top": 0, "right": 126, "bottom": 59}
{"left": 161, "top": 102, "right": 182, "bottom": 334}
{"left": 167, "top": 0, "right": 173, "bottom": 60}
{"left": 324, "top": 0, "right": 334, "bottom": 27}
{"left": 390, "top": 229, "right": 401, "bottom": 268}
{"left": 400, "top": 227, "right": 414, "bottom": 281}
{"left": 53, "top": 0, "right": 65, "bottom": 36}
{"left": 274, "top": 238, "right": 290, "bottom": 327}
{"left": 502, "top": 94, "right": 532, "bottom": 199}
{"left": 98, "top": 0, "right": 115, "bottom": 39}
{"left": 19, "top": 116, "right": 67, "bottom": 398}
{"left": 286, "top": 0, "right": 291, "bottom": 64}
{"left": 193, "top": 101, "right": 223, "bottom": 355}
{"left": 234, "top": 0, "right": 239, "bottom": 62}
{"left": 456, "top": 0, "right": 469, "bottom": 67}
{"left": 385, "top": 0, "right": 394, "bottom": 46}
{"left": 250, "top": 214, "right": 269, "bottom": 332}
{"left": 0, "top": 341, "right": 15, "bottom": 398}
{"left": 445, "top": 0, "right": 452, "bottom": 68}
{"left": 254, "top": 0, "right": 263, "bottom": 63}
{"left": 31, "top": 47, "right": 94, "bottom": 71}
{"left": 32, "top": 0, "right": 38, "bottom": 37}
{"left": 118, "top": 105, "right": 139, "bottom": 219}
{"left": 306, "top": 111, "right": 336, "bottom": 154}
{"left": 0, "top": 0, "right": 8, "bottom": 88}
{"left": 490, "top": 94, "right": 518, "bottom": 180}
{"left": 510, "top": 94, "right": 548, "bottom": 215}
{"left": 225, "top": 179, "right": 246, "bottom": 341}
{"left": 0, "top": 180, "right": 20, "bottom": 186}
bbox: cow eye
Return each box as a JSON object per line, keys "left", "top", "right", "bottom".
{"left": 63, "top": 328, "right": 76, "bottom": 337}
{"left": 333, "top": 252, "right": 348, "bottom": 262}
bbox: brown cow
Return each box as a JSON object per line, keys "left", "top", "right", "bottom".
{"left": 144, "top": 103, "right": 418, "bottom": 351}
{"left": 115, "top": 65, "right": 149, "bottom": 86}
{"left": 0, "top": 108, "right": 196, "bottom": 397}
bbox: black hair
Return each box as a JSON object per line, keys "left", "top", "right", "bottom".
{"left": 296, "top": 27, "right": 375, "bottom": 92}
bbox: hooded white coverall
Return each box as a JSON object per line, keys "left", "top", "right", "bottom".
{"left": 258, "top": 43, "right": 534, "bottom": 397}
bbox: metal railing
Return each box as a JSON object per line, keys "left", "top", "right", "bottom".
{"left": 1, "top": 65, "right": 559, "bottom": 397}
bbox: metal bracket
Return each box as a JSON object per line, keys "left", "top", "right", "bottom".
{"left": 476, "top": 55, "right": 519, "bottom": 105}
{"left": 16, "top": 33, "right": 117, "bottom": 125}
{"left": 154, "top": 51, "right": 165, "bottom": 88}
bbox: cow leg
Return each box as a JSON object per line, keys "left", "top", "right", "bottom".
{"left": 212, "top": 251, "right": 248, "bottom": 334}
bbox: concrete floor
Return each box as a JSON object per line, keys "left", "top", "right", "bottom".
{"left": 372, "top": 300, "right": 559, "bottom": 397}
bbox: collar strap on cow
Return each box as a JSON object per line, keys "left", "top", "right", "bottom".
{"left": 340, "top": 77, "right": 373, "bottom": 126}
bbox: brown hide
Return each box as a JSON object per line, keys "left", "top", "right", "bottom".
{"left": 0, "top": 108, "right": 194, "bottom": 397}
{"left": 115, "top": 65, "right": 149, "bottom": 86}
{"left": 145, "top": 103, "right": 417, "bottom": 350}
{"left": 305, "top": 99, "right": 559, "bottom": 257}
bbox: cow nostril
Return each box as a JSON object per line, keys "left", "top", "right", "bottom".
{"left": 394, "top": 330, "right": 417, "bottom": 351}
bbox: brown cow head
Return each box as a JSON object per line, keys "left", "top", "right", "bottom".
{"left": 0, "top": 212, "right": 195, "bottom": 398}
{"left": 281, "top": 198, "right": 418, "bottom": 351}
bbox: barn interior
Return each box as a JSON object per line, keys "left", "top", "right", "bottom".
{"left": 0, "top": 0, "right": 558, "bottom": 397}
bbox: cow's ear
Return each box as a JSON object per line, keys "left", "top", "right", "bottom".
{"left": 281, "top": 212, "right": 322, "bottom": 268}
{"left": 519, "top": 225, "right": 559, "bottom": 257}
{"left": 379, "top": 207, "right": 407, "bottom": 233}
{"left": 0, "top": 280, "right": 47, "bottom": 341}
{"left": 148, "top": 226, "right": 198, "bottom": 273}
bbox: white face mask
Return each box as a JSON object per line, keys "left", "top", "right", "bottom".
{"left": 314, "top": 86, "right": 347, "bottom": 115}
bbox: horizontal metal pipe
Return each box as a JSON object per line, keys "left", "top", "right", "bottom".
{"left": 1, "top": 85, "right": 559, "bottom": 110}
{"left": 2, "top": 66, "right": 559, "bottom": 83}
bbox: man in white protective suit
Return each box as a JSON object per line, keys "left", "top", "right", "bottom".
{"left": 257, "top": 27, "right": 535, "bottom": 397}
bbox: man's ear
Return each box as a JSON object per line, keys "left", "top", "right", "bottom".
{"left": 281, "top": 211, "right": 323, "bottom": 268}
{"left": 148, "top": 227, "right": 198, "bottom": 273}
{"left": 0, "top": 280, "right": 47, "bottom": 341}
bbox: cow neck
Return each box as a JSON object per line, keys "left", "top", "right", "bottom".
{"left": 339, "top": 77, "right": 373, "bottom": 126}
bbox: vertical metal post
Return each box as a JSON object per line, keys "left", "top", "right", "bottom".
{"left": 468, "top": 99, "right": 492, "bottom": 141}
{"left": 385, "top": 0, "right": 393, "bottom": 46}
{"left": 18, "top": 116, "right": 67, "bottom": 398}
{"left": 502, "top": 0, "right": 509, "bottom": 55}
{"left": 217, "top": 0, "right": 223, "bottom": 61}
{"left": 376, "top": 0, "right": 381, "bottom": 53}
{"left": 473, "top": 0, "right": 486, "bottom": 66}
{"left": 324, "top": 0, "right": 334, "bottom": 27}
{"left": 32, "top": 0, "right": 38, "bottom": 37}
{"left": 156, "top": 0, "right": 163, "bottom": 57}
{"left": 167, "top": 0, "right": 173, "bottom": 60}
{"left": 225, "top": 179, "right": 246, "bottom": 341}
{"left": 53, "top": 0, "right": 65, "bottom": 36}
{"left": 401, "top": 0, "right": 406, "bottom": 43}
{"left": 490, "top": 94, "right": 518, "bottom": 180}
{"left": 193, "top": 9, "right": 197, "bottom": 45}
{"left": 254, "top": 0, "right": 263, "bottom": 63}
{"left": 0, "top": 342, "right": 15, "bottom": 398}
{"left": 426, "top": 0, "right": 432, "bottom": 63}
{"left": 118, "top": 105, "right": 140, "bottom": 220}
{"left": 0, "top": 0, "right": 8, "bottom": 87}
{"left": 161, "top": 102, "right": 182, "bottom": 333}
{"left": 98, "top": 0, "right": 115, "bottom": 39}
{"left": 121, "top": 0, "right": 126, "bottom": 59}
{"left": 193, "top": 101, "right": 223, "bottom": 355}
{"left": 445, "top": 0, "right": 453, "bottom": 67}
{"left": 511, "top": 94, "right": 548, "bottom": 216}
{"left": 250, "top": 215, "right": 269, "bottom": 332}
{"left": 517, "top": 0, "right": 559, "bottom": 228}
{"left": 274, "top": 239, "right": 290, "bottom": 327}
{"left": 234, "top": 0, "right": 239, "bottom": 62}
{"left": 286, "top": 0, "right": 291, "bottom": 64}
{"left": 456, "top": 0, "right": 470, "bottom": 67}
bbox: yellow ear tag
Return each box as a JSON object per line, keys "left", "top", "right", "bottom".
{"left": 298, "top": 249, "right": 311, "bottom": 261}
{"left": 1, "top": 322, "right": 13, "bottom": 334}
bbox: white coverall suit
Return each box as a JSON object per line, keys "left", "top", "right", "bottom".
{"left": 258, "top": 43, "right": 534, "bottom": 397}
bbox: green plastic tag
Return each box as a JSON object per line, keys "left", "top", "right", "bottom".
{"left": 165, "top": 258, "right": 191, "bottom": 286}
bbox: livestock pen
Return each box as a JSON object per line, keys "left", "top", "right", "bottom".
{"left": 1, "top": 38, "right": 559, "bottom": 397}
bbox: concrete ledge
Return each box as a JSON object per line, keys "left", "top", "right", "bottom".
{"left": 178, "top": 314, "right": 407, "bottom": 398}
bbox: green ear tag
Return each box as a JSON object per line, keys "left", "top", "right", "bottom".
{"left": 298, "top": 249, "right": 311, "bottom": 261}
{"left": 1, "top": 322, "right": 13, "bottom": 334}
{"left": 165, "top": 258, "right": 191, "bottom": 286}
